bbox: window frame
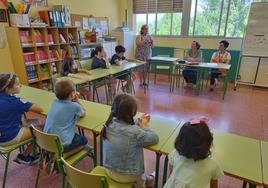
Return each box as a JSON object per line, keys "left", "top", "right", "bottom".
{"left": 133, "top": 0, "right": 258, "bottom": 38}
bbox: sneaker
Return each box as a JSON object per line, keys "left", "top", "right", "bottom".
{"left": 14, "top": 154, "right": 31, "bottom": 165}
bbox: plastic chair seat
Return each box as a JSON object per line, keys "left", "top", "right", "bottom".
{"left": 91, "top": 166, "right": 134, "bottom": 188}
{"left": 64, "top": 145, "right": 93, "bottom": 166}
{"left": 0, "top": 139, "right": 32, "bottom": 153}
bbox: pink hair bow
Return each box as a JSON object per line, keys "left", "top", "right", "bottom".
{"left": 189, "top": 116, "right": 209, "bottom": 125}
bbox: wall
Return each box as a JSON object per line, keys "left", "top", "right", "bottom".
{"left": 0, "top": 0, "right": 121, "bottom": 72}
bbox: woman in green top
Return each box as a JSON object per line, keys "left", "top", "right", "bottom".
{"left": 182, "top": 41, "right": 203, "bottom": 86}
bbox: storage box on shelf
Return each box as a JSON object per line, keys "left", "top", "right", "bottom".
{"left": 6, "top": 26, "right": 79, "bottom": 91}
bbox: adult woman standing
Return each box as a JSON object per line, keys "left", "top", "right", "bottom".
{"left": 182, "top": 41, "right": 203, "bottom": 87}
{"left": 135, "top": 25, "right": 154, "bottom": 86}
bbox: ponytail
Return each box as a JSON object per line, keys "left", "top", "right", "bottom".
{"left": 91, "top": 46, "right": 103, "bottom": 58}
{"left": 100, "top": 112, "right": 115, "bottom": 139}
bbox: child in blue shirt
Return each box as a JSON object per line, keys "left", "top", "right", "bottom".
{"left": 101, "top": 94, "right": 159, "bottom": 188}
{"left": 44, "top": 79, "right": 88, "bottom": 153}
{"left": 0, "top": 73, "right": 43, "bottom": 165}
{"left": 91, "top": 46, "right": 111, "bottom": 69}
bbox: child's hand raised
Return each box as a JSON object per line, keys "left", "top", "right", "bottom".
{"left": 139, "top": 113, "right": 151, "bottom": 129}
{"left": 72, "top": 91, "right": 80, "bottom": 102}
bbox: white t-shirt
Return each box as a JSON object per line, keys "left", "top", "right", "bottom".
{"left": 164, "top": 149, "right": 224, "bottom": 188}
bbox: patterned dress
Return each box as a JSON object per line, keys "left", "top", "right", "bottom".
{"left": 135, "top": 34, "right": 154, "bottom": 61}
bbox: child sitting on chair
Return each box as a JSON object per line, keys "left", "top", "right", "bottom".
{"left": 44, "top": 79, "right": 88, "bottom": 153}
{"left": 0, "top": 73, "right": 43, "bottom": 165}
{"left": 164, "top": 118, "right": 223, "bottom": 188}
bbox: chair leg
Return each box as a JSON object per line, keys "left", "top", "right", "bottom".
{"left": 35, "top": 168, "right": 41, "bottom": 188}
{"left": 95, "top": 89, "right": 100, "bottom": 103}
{"left": 62, "top": 173, "right": 67, "bottom": 188}
{"left": 2, "top": 153, "right": 10, "bottom": 188}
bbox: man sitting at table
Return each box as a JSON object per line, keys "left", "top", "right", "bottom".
{"left": 210, "top": 40, "right": 231, "bottom": 91}
{"left": 182, "top": 41, "right": 203, "bottom": 88}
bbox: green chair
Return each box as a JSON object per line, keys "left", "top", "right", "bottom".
{"left": 61, "top": 157, "right": 134, "bottom": 188}
{"left": 0, "top": 139, "right": 33, "bottom": 188}
{"left": 30, "top": 125, "right": 94, "bottom": 188}
{"left": 80, "top": 59, "right": 109, "bottom": 104}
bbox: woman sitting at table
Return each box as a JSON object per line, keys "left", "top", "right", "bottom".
{"left": 182, "top": 41, "right": 203, "bottom": 87}
{"left": 210, "top": 40, "right": 231, "bottom": 91}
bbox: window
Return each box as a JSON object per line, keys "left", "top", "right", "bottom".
{"left": 189, "top": 0, "right": 261, "bottom": 38}
{"left": 133, "top": 0, "right": 183, "bottom": 36}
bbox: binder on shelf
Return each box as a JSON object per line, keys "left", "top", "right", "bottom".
{"left": 59, "top": 34, "right": 66, "bottom": 43}
{"left": 48, "top": 11, "right": 56, "bottom": 27}
{"left": 39, "top": 11, "right": 51, "bottom": 26}
{"left": 23, "top": 52, "right": 36, "bottom": 65}
{"left": 48, "top": 34, "right": 54, "bottom": 45}
{"left": 19, "top": 30, "right": 33, "bottom": 47}
{"left": 37, "top": 50, "right": 48, "bottom": 63}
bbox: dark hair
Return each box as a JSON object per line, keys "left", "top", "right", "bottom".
{"left": 54, "top": 79, "right": 76, "bottom": 100}
{"left": 140, "top": 24, "right": 148, "bottom": 35}
{"left": 220, "top": 40, "right": 229, "bottom": 49}
{"left": 115, "top": 45, "right": 126, "bottom": 53}
{"left": 193, "top": 41, "right": 201, "bottom": 50}
{"left": 175, "top": 121, "right": 213, "bottom": 161}
{"left": 90, "top": 46, "right": 103, "bottom": 58}
{"left": 101, "top": 94, "right": 138, "bottom": 139}
{"left": 61, "top": 57, "right": 78, "bottom": 76}
{"left": 0, "top": 73, "right": 17, "bottom": 93}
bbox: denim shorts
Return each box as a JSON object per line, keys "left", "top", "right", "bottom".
{"left": 63, "top": 133, "right": 88, "bottom": 153}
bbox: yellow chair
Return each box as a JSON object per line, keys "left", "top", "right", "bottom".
{"left": 0, "top": 139, "right": 32, "bottom": 188}
{"left": 30, "top": 125, "right": 94, "bottom": 188}
{"left": 62, "top": 157, "right": 135, "bottom": 188}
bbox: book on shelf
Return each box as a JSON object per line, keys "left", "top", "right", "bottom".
{"left": 23, "top": 52, "right": 36, "bottom": 64}
{"left": 34, "top": 29, "right": 45, "bottom": 45}
{"left": 60, "top": 49, "right": 67, "bottom": 59}
{"left": 70, "top": 46, "right": 78, "bottom": 58}
{"left": 42, "top": 81, "right": 50, "bottom": 91}
{"left": 68, "top": 33, "right": 75, "bottom": 43}
{"left": 26, "top": 66, "right": 38, "bottom": 82}
{"left": 51, "top": 62, "right": 57, "bottom": 73}
{"left": 40, "top": 64, "right": 50, "bottom": 78}
{"left": 59, "top": 34, "right": 66, "bottom": 43}
{"left": 37, "top": 50, "right": 48, "bottom": 63}
{"left": 19, "top": 30, "right": 33, "bottom": 47}
{"left": 49, "top": 50, "right": 60, "bottom": 61}
{"left": 48, "top": 34, "right": 54, "bottom": 45}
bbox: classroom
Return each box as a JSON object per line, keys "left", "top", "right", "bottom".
{"left": 0, "top": 0, "right": 267, "bottom": 188}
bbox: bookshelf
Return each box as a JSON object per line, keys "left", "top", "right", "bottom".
{"left": 6, "top": 26, "right": 80, "bottom": 90}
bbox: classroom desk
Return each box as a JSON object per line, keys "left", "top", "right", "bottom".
{"left": 261, "top": 141, "right": 268, "bottom": 187}
{"left": 173, "top": 62, "right": 231, "bottom": 99}
{"left": 212, "top": 131, "right": 262, "bottom": 186}
{"left": 93, "top": 115, "right": 180, "bottom": 188}
{"left": 160, "top": 130, "right": 263, "bottom": 187}
{"left": 18, "top": 86, "right": 110, "bottom": 165}
{"left": 149, "top": 56, "right": 180, "bottom": 92}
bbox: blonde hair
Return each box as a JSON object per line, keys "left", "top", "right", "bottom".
{"left": 140, "top": 24, "right": 148, "bottom": 35}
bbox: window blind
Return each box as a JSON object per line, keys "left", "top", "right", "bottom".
{"left": 133, "top": 0, "right": 183, "bottom": 14}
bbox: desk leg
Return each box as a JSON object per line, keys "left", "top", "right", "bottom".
{"left": 93, "top": 132, "right": 98, "bottom": 166}
{"left": 195, "top": 68, "right": 201, "bottom": 95}
{"left": 106, "top": 78, "right": 113, "bottom": 105}
{"left": 162, "top": 155, "right": 169, "bottom": 187}
{"left": 154, "top": 152, "right": 162, "bottom": 188}
{"left": 100, "top": 138, "right": 103, "bottom": 166}
{"left": 222, "top": 73, "right": 229, "bottom": 100}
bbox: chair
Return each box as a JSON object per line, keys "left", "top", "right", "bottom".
{"left": 61, "top": 157, "right": 134, "bottom": 188}
{"left": 80, "top": 59, "right": 109, "bottom": 104}
{"left": 0, "top": 139, "right": 33, "bottom": 188}
{"left": 30, "top": 125, "right": 94, "bottom": 188}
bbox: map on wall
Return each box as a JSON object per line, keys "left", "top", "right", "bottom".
{"left": 22, "top": 0, "right": 48, "bottom": 7}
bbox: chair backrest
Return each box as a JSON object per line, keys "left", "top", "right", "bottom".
{"left": 61, "top": 157, "right": 108, "bottom": 188}
{"left": 80, "top": 59, "right": 93, "bottom": 70}
{"left": 30, "top": 125, "right": 63, "bottom": 158}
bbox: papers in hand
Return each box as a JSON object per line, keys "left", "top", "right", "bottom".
{"left": 185, "top": 61, "right": 199, "bottom": 65}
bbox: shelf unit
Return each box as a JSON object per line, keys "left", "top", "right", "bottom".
{"left": 6, "top": 26, "right": 80, "bottom": 90}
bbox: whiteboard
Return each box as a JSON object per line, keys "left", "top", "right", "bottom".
{"left": 242, "top": 2, "right": 268, "bottom": 57}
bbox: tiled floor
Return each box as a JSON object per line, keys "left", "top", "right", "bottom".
{"left": 0, "top": 74, "right": 267, "bottom": 188}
